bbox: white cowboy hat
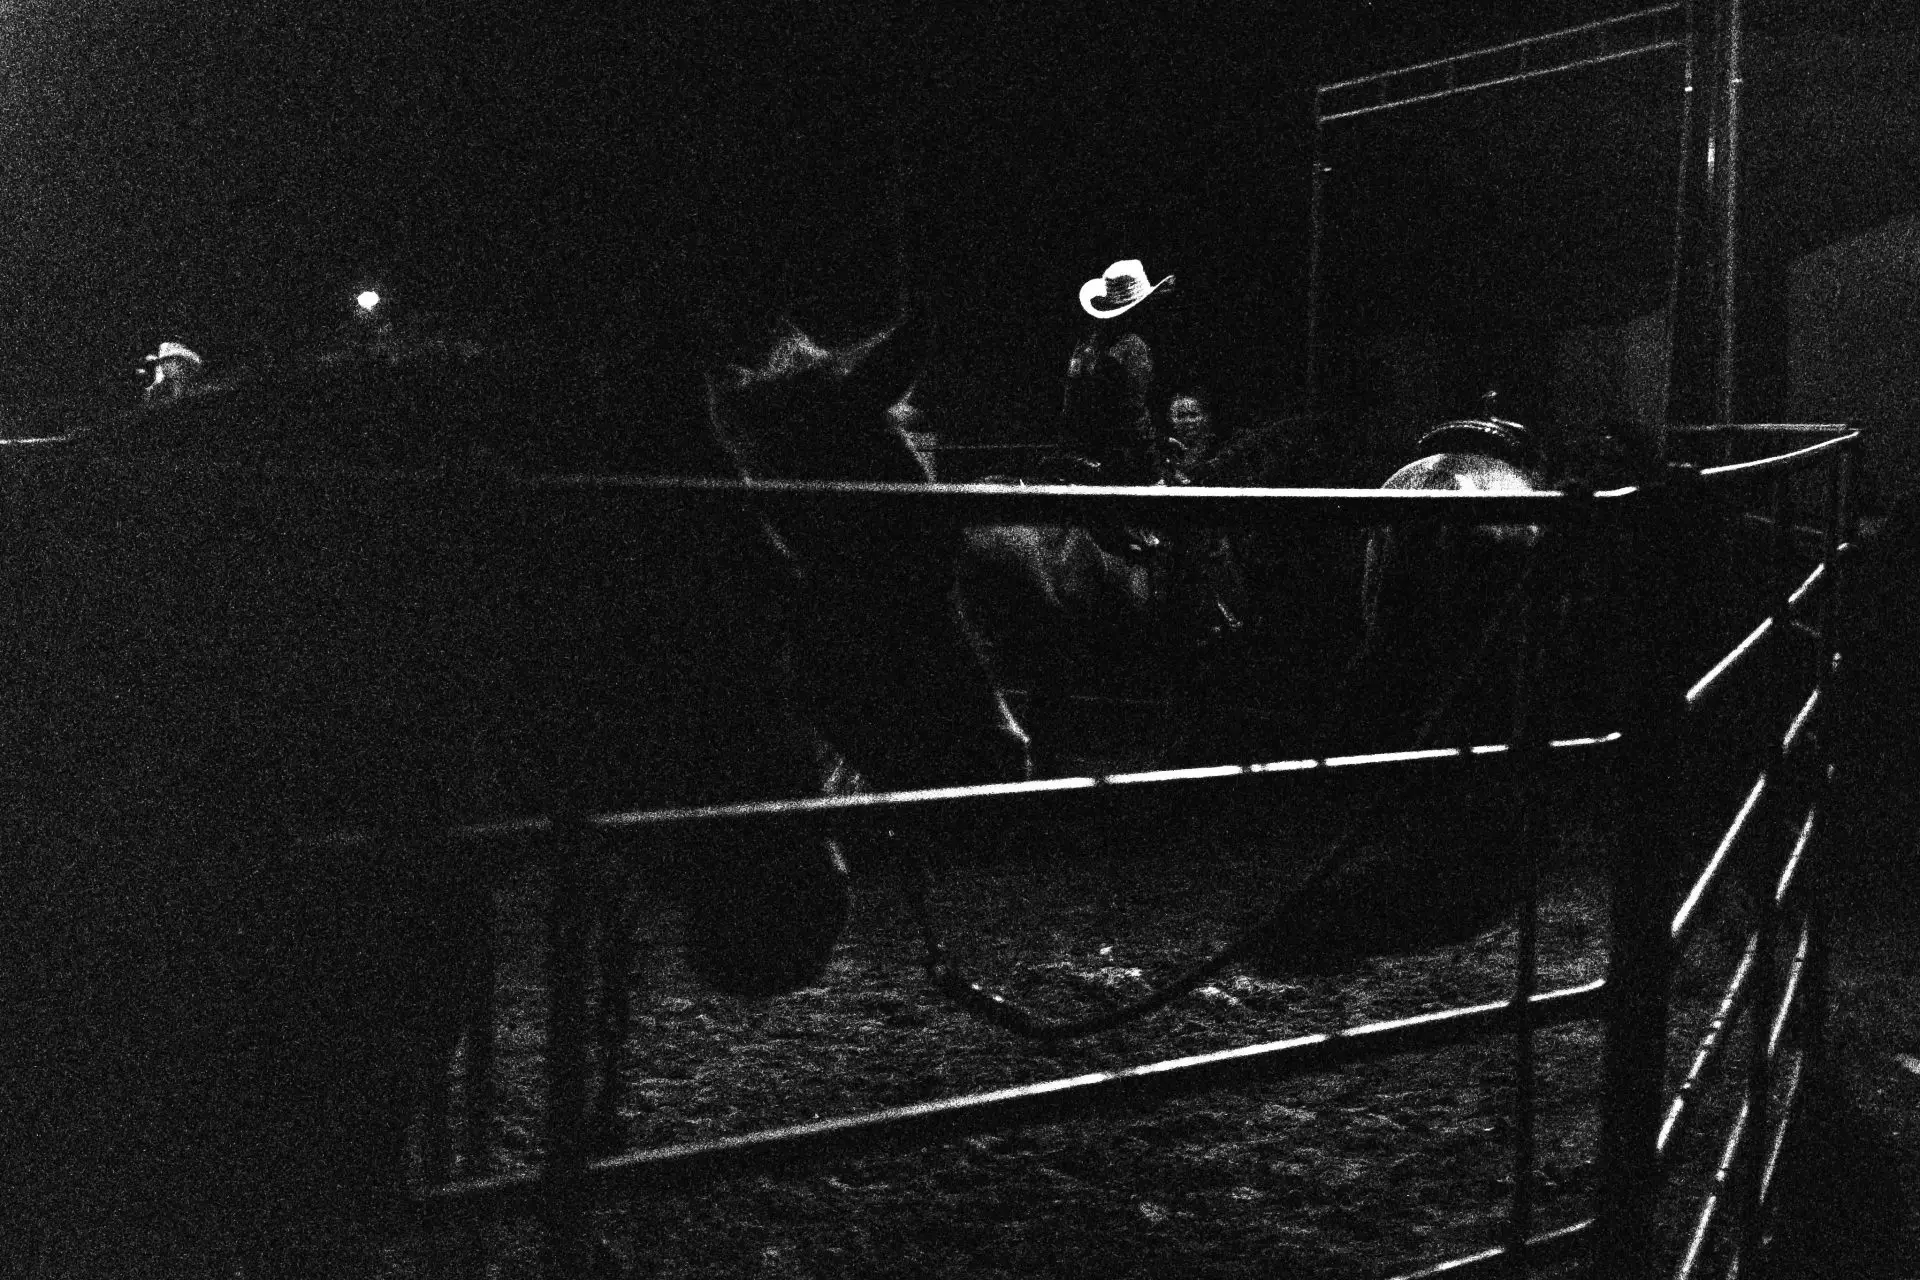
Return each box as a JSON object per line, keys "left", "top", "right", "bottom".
{"left": 1078, "top": 260, "right": 1174, "bottom": 320}
{"left": 144, "top": 341, "right": 204, "bottom": 365}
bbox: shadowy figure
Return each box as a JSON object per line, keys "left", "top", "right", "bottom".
{"left": 139, "top": 339, "right": 208, "bottom": 405}
{"left": 1249, "top": 419, "right": 1548, "bottom": 968}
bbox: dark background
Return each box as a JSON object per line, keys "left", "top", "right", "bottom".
{"left": 0, "top": 1, "right": 1912, "bottom": 439}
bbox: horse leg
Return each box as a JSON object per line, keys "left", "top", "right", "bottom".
{"left": 422, "top": 893, "right": 498, "bottom": 1188}
{"left": 458, "top": 898, "right": 498, "bottom": 1176}
{"left": 421, "top": 875, "right": 498, "bottom": 1184}
{"left": 590, "top": 861, "right": 641, "bottom": 1156}
{"left": 420, "top": 1030, "right": 457, "bottom": 1185}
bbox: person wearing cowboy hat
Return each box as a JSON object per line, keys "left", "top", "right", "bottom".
{"left": 142, "top": 340, "right": 205, "bottom": 405}
{"left": 1056, "top": 258, "right": 1175, "bottom": 489}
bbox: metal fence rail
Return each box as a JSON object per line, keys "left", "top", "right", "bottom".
{"left": 1314, "top": 3, "right": 1685, "bottom": 123}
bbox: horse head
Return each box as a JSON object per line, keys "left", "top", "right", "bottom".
{"left": 710, "top": 308, "right": 935, "bottom": 485}
{"left": 707, "top": 309, "right": 1028, "bottom": 783}
{"left": 681, "top": 313, "right": 1030, "bottom": 988}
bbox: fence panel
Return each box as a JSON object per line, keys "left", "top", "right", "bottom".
{"left": 384, "top": 428, "right": 1856, "bottom": 1279}
{"left": 7, "top": 424, "right": 1858, "bottom": 1276}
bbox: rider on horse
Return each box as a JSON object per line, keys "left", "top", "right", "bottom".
{"left": 1047, "top": 259, "right": 1177, "bottom": 565}
{"left": 1055, "top": 258, "right": 1174, "bottom": 488}
{"left": 1051, "top": 262, "right": 1248, "bottom": 662}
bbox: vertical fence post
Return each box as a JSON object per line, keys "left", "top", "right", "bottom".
{"left": 1505, "top": 548, "right": 1542, "bottom": 1274}
{"left": 1505, "top": 489, "right": 1582, "bottom": 1270}
{"left": 1593, "top": 469, "right": 1694, "bottom": 1280}
{"left": 542, "top": 821, "right": 597, "bottom": 1279}
{"left": 1803, "top": 443, "right": 1852, "bottom": 1080}
{"left": 462, "top": 899, "right": 499, "bottom": 1177}
{"left": 1594, "top": 693, "right": 1679, "bottom": 1280}
{"left": 1736, "top": 470, "right": 1796, "bottom": 1266}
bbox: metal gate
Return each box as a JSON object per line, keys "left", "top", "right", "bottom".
{"left": 310, "top": 425, "right": 1854, "bottom": 1277}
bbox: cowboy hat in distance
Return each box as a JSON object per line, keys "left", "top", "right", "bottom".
{"left": 1078, "top": 259, "right": 1174, "bottom": 320}
{"left": 143, "top": 341, "right": 204, "bottom": 365}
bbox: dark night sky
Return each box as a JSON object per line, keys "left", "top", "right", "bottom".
{"left": 0, "top": 1, "right": 1911, "bottom": 424}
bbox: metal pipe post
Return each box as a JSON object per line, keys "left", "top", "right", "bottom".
{"left": 1713, "top": 0, "right": 1745, "bottom": 426}
{"left": 1803, "top": 447, "right": 1852, "bottom": 1076}
{"left": 1737, "top": 471, "right": 1794, "bottom": 1265}
{"left": 1305, "top": 121, "right": 1328, "bottom": 411}
{"left": 1503, "top": 515, "right": 1566, "bottom": 1271}
{"left": 463, "top": 896, "right": 500, "bottom": 1177}
{"left": 1593, "top": 475, "right": 1691, "bottom": 1279}
{"left": 541, "top": 827, "right": 597, "bottom": 1279}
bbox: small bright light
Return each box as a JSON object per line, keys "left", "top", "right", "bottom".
{"left": 356, "top": 290, "right": 381, "bottom": 312}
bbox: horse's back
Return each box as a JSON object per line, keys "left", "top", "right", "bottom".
{"left": 1350, "top": 451, "right": 1546, "bottom": 750}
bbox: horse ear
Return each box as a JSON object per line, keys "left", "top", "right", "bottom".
{"left": 840, "top": 305, "right": 933, "bottom": 411}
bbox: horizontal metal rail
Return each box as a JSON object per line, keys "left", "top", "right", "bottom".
{"left": 1318, "top": 40, "right": 1683, "bottom": 122}
{"left": 1686, "top": 568, "right": 1832, "bottom": 705}
{"left": 1659, "top": 934, "right": 1761, "bottom": 1164}
{"left": 1766, "top": 923, "right": 1813, "bottom": 1067}
{"left": 293, "top": 733, "right": 1623, "bottom": 863}
{"left": 1754, "top": 1051, "right": 1810, "bottom": 1222}
{"left": 415, "top": 978, "right": 1608, "bottom": 1225}
{"left": 1670, "top": 683, "right": 1821, "bottom": 949}
{"left": 1670, "top": 774, "right": 1771, "bottom": 950}
{"left": 1677, "top": 1094, "right": 1753, "bottom": 1280}
{"left": 1728, "top": 1049, "right": 1810, "bottom": 1280}
{"left": 12, "top": 429, "right": 1855, "bottom": 532}
{"left": 1778, "top": 684, "right": 1822, "bottom": 760}
{"left": 1681, "top": 558, "right": 1843, "bottom": 716}
{"left": 1774, "top": 801, "right": 1820, "bottom": 913}
{"left": 1696, "top": 433, "right": 1855, "bottom": 483}
{"left": 1387, "top": 1217, "right": 1595, "bottom": 1279}
{"left": 1675, "top": 1040, "right": 1811, "bottom": 1280}
{"left": 535, "top": 476, "right": 1650, "bottom": 528}
{"left": 1687, "top": 618, "right": 1779, "bottom": 709}
{"left": 1786, "top": 559, "right": 1835, "bottom": 612}
{"left": 3, "top": 435, "right": 1652, "bottom": 528}
{"left": 1668, "top": 424, "right": 1853, "bottom": 437}
{"left": 1738, "top": 512, "right": 1832, "bottom": 546}
{"left": 1316, "top": 4, "right": 1683, "bottom": 122}
{"left": 1656, "top": 881, "right": 1812, "bottom": 1170}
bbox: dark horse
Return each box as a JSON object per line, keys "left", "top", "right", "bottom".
{"left": 1285, "top": 419, "right": 1548, "bottom": 957}
{"left": 1346, "top": 419, "right": 1546, "bottom": 750}
{"left": 1, "top": 309, "right": 1026, "bottom": 1274}
{"left": 954, "top": 466, "right": 1251, "bottom": 773}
